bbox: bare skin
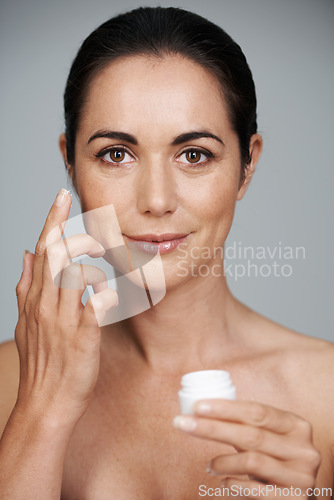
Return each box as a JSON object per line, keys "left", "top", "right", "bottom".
{"left": 0, "top": 55, "right": 333, "bottom": 499}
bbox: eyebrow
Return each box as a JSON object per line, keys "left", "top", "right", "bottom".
{"left": 87, "top": 129, "right": 224, "bottom": 146}
{"left": 171, "top": 131, "right": 224, "bottom": 146}
{"left": 88, "top": 130, "right": 138, "bottom": 145}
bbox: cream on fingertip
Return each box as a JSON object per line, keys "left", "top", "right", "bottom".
{"left": 55, "top": 188, "right": 71, "bottom": 207}
{"left": 205, "top": 463, "right": 221, "bottom": 477}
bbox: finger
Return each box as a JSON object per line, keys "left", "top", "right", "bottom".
{"left": 16, "top": 252, "right": 35, "bottom": 316}
{"left": 46, "top": 234, "right": 105, "bottom": 288}
{"left": 209, "top": 451, "right": 315, "bottom": 489}
{"left": 58, "top": 264, "right": 109, "bottom": 320}
{"left": 221, "top": 477, "right": 278, "bottom": 499}
{"left": 30, "top": 189, "right": 72, "bottom": 292}
{"left": 79, "top": 289, "right": 118, "bottom": 330}
{"left": 193, "top": 399, "right": 298, "bottom": 434}
{"left": 60, "top": 263, "right": 109, "bottom": 290}
{"left": 92, "top": 281, "right": 109, "bottom": 294}
{"left": 173, "top": 414, "right": 301, "bottom": 461}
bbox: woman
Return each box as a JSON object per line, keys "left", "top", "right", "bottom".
{"left": 0, "top": 6, "right": 333, "bottom": 499}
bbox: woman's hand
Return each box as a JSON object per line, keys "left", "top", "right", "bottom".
{"left": 14, "top": 188, "right": 118, "bottom": 426}
{"left": 173, "top": 399, "right": 321, "bottom": 498}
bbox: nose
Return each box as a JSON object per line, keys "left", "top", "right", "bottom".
{"left": 136, "top": 158, "right": 178, "bottom": 216}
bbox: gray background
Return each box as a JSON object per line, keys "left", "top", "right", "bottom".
{"left": 0, "top": 0, "right": 333, "bottom": 343}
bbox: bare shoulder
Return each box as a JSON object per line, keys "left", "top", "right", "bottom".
{"left": 278, "top": 327, "right": 334, "bottom": 406}
{"left": 269, "top": 324, "right": 334, "bottom": 459}
{"left": 265, "top": 317, "right": 334, "bottom": 370}
{"left": 0, "top": 339, "right": 20, "bottom": 435}
{"left": 237, "top": 300, "right": 334, "bottom": 359}
{"left": 253, "top": 309, "right": 334, "bottom": 376}
{"left": 251, "top": 309, "right": 334, "bottom": 416}
{"left": 282, "top": 330, "right": 334, "bottom": 398}
{"left": 239, "top": 302, "right": 334, "bottom": 402}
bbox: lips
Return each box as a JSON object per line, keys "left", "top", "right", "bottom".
{"left": 126, "top": 233, "right": 189, "bottom": 242}
{"left": 124, "top": 233, "right": 190, "bottom": 255}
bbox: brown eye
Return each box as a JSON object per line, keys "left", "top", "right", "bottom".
{"left": 178, "top": 149, "right": 213, "bottom": 165}
{"left": 109, "top": 149, "right": 125, "bottom": 162}
{"left": 186, "top": 150, "right": 202, "bottom": 163}
{"left": 97, "top": 147, "right": 134, "bottom": 165}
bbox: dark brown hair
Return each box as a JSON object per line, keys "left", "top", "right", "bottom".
{"left": 63, "top": 6, "right": 258, "bottom": 180}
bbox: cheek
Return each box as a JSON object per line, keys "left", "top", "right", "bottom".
{"left": 188, "top": 170, "right": 239, "bottom": 230}
{"left": 74, "top": 165, "right": 129, "bottom": 214}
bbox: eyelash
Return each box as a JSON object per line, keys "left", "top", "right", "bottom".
{"left": 94, "top": 146, "right": 216, "bottom": 167}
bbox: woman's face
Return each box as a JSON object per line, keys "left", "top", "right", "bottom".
{"left": 60, "top": 54, "right": 261, "bottom": 289}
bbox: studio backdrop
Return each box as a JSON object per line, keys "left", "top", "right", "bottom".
{"left": 0, "top": 0, "right": 333, "bottom": 343}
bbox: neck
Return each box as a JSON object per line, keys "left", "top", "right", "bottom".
{"left": 102, "top": 258, "right": 241, "bottom": 375}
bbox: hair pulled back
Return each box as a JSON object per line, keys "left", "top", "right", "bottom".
{"left": 63, "top": 6, "right": 258, "bottom": 179}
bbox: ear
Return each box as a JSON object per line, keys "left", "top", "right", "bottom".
{"left": 59, "top": 133, "right": 76, "bottom": 188}
{"left": 237, "top": 133, "right": 263, "bottom": 201}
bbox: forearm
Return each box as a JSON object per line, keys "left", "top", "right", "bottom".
{"left": 0, "top": 404, "right": 77, "bottom": 500}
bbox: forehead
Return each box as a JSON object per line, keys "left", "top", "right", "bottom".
{"left": 79, "top": 54, "right": 232, "bottom": 138}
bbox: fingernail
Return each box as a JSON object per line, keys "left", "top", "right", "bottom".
{"left": 195, "top": 402, "right": 212, "bottom": 414}
{"left": 91, "top": 242, "right": 106, "bottom": 257}
{"left": 55, "top": 188, "right": 71, "bottom": 207}
{"left": 97, "top": 242, "right": 105, "bottom": 253}
{"left": 173, "top": 415, "right": 197, "bottom": 432}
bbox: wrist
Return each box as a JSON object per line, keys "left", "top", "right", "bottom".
{"left": 11, "top": 397, "right": 84, "bottom": 437}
